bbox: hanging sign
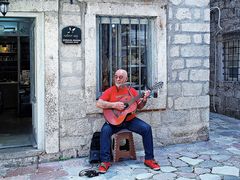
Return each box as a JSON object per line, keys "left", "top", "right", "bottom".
{"left": 62, "top": 26, "right": 81, "bottom": 44}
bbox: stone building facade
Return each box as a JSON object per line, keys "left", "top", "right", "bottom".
{"left": 0, "top": 0, "right": 210, "bottom": 165}
{"left": 210, "top": 0, "right": 240, "bottom": 119}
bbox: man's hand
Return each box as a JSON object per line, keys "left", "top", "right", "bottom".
{"left": 143, "top": 90, "right": 151, "bottom": 102}
{"left": 113, "top": 102, "right": 125, "bottom": 110}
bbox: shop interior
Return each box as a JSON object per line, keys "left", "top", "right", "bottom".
{"left": 0, "top": 18, "right": 35, "bottom": 149}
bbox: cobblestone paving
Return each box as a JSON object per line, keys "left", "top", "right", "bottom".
{"left": 0, "top": 113, "right": 240, "bottom": 180}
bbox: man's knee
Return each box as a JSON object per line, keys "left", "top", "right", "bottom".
{"left": 101, "top": 124, "right": 113, "bottom": 135}
{"left": 143, "top": 123, "right": 152, "bottom": 134}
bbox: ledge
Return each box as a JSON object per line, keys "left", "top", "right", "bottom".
{"left": 0, "top": 147, "right": 44, "bottom": 160}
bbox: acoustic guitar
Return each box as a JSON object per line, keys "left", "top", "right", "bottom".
{"left": 103, "top": 82, "right": 163, "bottom": 126}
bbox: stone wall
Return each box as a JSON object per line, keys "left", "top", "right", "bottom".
{"left": 210, "top": 0, "right": 240, "bottom": 119}
{"left": 58, "top": 0, "right": 210, "bottom": 158}
{"left": 166, "top": 0, "right": 210, "bottom": 145}
{"left": 4, "top": 0, "right": 210, "bottom": 162}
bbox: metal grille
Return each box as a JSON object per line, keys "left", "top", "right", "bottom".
{"left": 97, "top": 16, "right": 152, "bottom": 93}
{"left": 223, "top": 40, "right": 240, "bottom": 81}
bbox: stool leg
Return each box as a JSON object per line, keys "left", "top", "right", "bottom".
{"left": 129, "top": 135, "right": 136, "bottom": 160}
{"left": 113, "top": 136, "right": 121, "bottom": 162}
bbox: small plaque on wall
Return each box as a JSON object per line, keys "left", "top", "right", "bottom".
{"left": 62, "top": 26, "right": 81, "bottom": 44}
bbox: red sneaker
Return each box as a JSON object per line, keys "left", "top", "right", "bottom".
{"left": 98, "top": 162, "right": 111, "bottom": 174}
{"left": 144, "top": 159, "right": 160, "bottom": 171}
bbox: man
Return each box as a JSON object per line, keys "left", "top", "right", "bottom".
{"left": 96, "top": 69, "right": 160, "bottom": 173}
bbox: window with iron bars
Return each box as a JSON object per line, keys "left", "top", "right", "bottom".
{"left": 97, "top": 16, "right": 153, "bottom": 96}
{"left": 223, "top": 40, "right": 240, "bottom": 81}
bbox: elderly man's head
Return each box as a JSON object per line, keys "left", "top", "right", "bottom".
{"left": 114, "top": 69, "right": 128, "bottom": 87}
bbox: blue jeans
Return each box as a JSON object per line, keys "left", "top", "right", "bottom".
{"left": 100, "top": 117, "right": 154, "bottom": 162}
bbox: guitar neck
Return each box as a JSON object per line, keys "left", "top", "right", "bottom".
{"left": 128, "top": 92, "right": 144, "bottom": 106}
{"left": 126, "top": 81, "right": 163, "bottom": 106}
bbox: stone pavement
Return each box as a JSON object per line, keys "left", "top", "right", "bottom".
{"left": 0, "top": 112, "right": 240, "bottom": 180}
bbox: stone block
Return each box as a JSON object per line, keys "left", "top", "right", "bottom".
{"left": 203, "top": 82, "right": 209, "bottom": 95}
{"left": 60, "top": 136, "right": 89, "bottom": 150}
{"left": 59, "top": 89, "right": 84, "bottom": 103}
{"left": 193, "top": 34, "right": 202, "bottom": 44}
{"left": 161, "top": 110, "right": 190, "bottom": 127}
{"left": 185, "top": 0, "right": 209, "bottom": 7}
{"left": 200, "top": 108, "right": 210, "bottom": 123}
{"left": 176, "top": 8, "right": 192, "bottom": 20}
{"left": 61, "top": 118, "right": 91, "bottom": 136}
{"left": 203, "top": 58, "right": 209, "bottom": 68}
{"left": 175, "top": 96, "right": 209, "bottom": 109}
{"left": 169, "top": 0, "right": 182, "bottom": 5}
{"left": 172, "top": 59, "right": 184, "bottom": 69}
{"left": 175, "top": 23, "right": 180, "bottom": 31}
{"left": 173, "top": 34, "right": 191, "bottom": 44}
{"left": 169, "top": 7, "right": 173, "bottom": 19}
{"left": 168, "top": 97, "right": 174, "bottom": 108}
{"left": 59, "top": 102, "right": 86, "bottom": 120}
{"left": 193, "top": 8, "right": 201, "bottom": 19}
{"left": 179, "top": 69, "right": 189, "bottom": 81}
{"left": 170, "top": 46, "right": 180, "bottom": 57}
{"left": 60, "top": 61, "right": 73, "bottom": 75}
{"left": 181, "top": 45, "right": 209, "bottom": 57}
{"left": 10, "top": 0, "right": 58, "bottom": 12}
{"left": 189, "top": 109, "right": 201, "bottom": 123}
{"left": 60, "top": 45, "right": 82, "bottom": 58}
{"left": 190, "top": 69, "right": 209, "bottom": 81}
{"left": 182, "top": 23, "right": 210, "bottom": 32}
{"left": 74, "top": 60, "right": 83, "bottom": 73}
{"left": 61, "top": 149, "right": 77, "bottom": 159}
{"left": 61, "top": 76, "right": 83, "bottom": 88}
{"left": 45, "top": 130, "right": 59, "bottom": 154}
{"left": 61, "top": 14, "right": 81, "bottom": 27}
{"left": 168, "top": 83, "right": 182, "bottom": 96}
{"left": 182, "top": 82, "right": 203, "bottom": 96}
{"left": 204, "top": 34, "right": 210, "bottom": 44}
{"left": 45, "top": 13, "right": 59, "bottom": 60}
{"left": 62, "top": 2, "right": 80, "bottom": 12}
{"left": 204, "top": 8, "right": 210, "bottom": 21}
{"left": 171, "top": 71, "right": 178, "bottom": 81}
{"left": 186, "top": 59, "right": 202, "bottom": 68}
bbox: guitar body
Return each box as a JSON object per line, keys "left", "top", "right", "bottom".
{"left": 103, "top": 96, "right": 137, "bottom": 126}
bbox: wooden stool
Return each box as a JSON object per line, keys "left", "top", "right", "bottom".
{"left": 112, "top": 129, "right": 136, "bottom": 162}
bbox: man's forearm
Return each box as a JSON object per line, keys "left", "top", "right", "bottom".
{"left": 96, "top": 99, "right": 115, "bottom": 109}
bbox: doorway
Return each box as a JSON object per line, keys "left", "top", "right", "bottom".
{"left": 0, "top": 17, "right": 35, "bottom": 149}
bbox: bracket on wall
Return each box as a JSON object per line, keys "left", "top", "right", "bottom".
{"left": 70, "top": 0, "right": 73, "bottom": 4}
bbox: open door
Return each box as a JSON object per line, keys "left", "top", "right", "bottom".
{"left": 0, "top": 17, "right": 36, "bottom": 149}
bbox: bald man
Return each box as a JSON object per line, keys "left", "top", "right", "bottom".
{"left": 96, "top": 69, "right": 160, "bottom": 173}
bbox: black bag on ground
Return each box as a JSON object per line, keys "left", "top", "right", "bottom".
{"left": 89, "top": 132, "right": 101, "bottom": 163}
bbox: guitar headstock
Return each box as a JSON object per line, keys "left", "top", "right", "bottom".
{"left": 150, "top": 81, "right": 163, "bottom": 91}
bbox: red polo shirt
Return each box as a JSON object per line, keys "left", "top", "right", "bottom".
{"left": 99, "top": 85, "right": 140, "bottom": 121}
